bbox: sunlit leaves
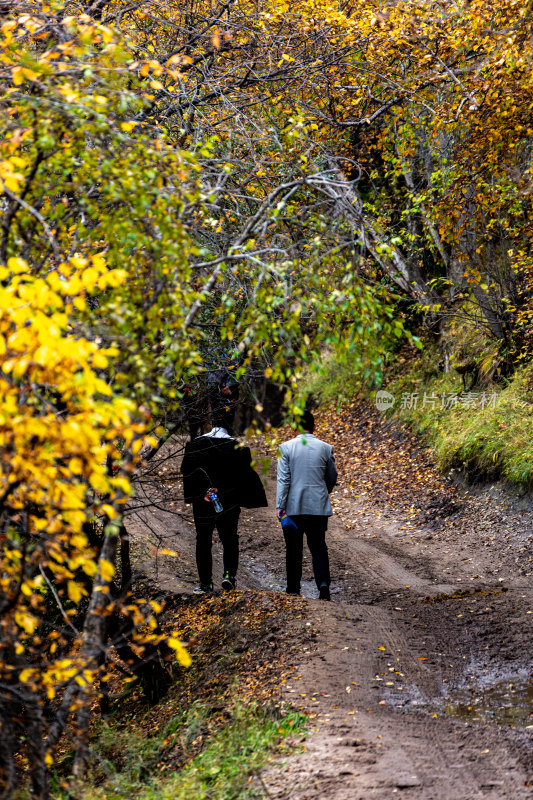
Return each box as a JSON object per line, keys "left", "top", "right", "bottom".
{"left": 0, "top": 252, "right": 149, "bottom": 771}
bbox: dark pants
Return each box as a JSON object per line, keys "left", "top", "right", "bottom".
{"left": 192, "top": 502, "right": 240, "bottom": 585}
{"left": 284, "top": 514, "right": 330, "bottom": 593}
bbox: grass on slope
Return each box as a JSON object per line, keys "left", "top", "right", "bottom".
{"left": 386, "top": 361, "right": 533, "bottom": 486}
{"left": 306, "top": 345, "right": 533, "bottom": 487}
{"left": 72, "top": 703, "right": 304, "bottom": 800}
{"left": 50, "top": 592, "right": 309, "bottom": 800}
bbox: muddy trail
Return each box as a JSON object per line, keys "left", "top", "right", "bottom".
{"left": 128, "top": 415, "right": 533, "bottom": 800}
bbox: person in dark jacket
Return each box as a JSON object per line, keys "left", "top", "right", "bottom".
{"left": 181, "top": 416, "right": 267, "bottom": 594}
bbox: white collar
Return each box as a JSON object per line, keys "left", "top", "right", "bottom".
{"left": 202, "top": 427, "right": 233, "bottom": 439}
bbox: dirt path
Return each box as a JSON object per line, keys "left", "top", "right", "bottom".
{"left": 260, "top": 505, "right": 533, "bottom": 800}
{"left": 128, "top": 435, "right": 533, "bottom": 800}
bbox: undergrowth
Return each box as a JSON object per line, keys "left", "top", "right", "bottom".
{"left": 56, "top": 703, "right": 305, "bottom": 800}
{"left": 386, "top": 361, "right": 533, "bottom": 486}
{"left": 306, "top": 342, "right": 533, "bottom": 487}
{"left": 50, "top": 592, "right": 309, "bottom": 800}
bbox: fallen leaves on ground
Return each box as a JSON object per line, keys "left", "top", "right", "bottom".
{"left": 315, "top": 401, "right": 460, "bottom": 531}
{"left": 110, "top": 590, "right": 311, "bottom": 773}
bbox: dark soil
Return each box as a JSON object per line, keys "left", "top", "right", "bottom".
{"left": 128, "top": 406, "right": 533, "bottom": 799}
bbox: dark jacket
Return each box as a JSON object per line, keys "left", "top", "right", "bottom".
{"left": 181, "top": 436, "right": 268, "bottom": 511}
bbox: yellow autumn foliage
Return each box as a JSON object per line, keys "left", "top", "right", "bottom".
{"left": 0, "top": 247, "right": 190, "bottom": 772}
{"left": 0, "top": 255, "right": 141, "bottom": 690}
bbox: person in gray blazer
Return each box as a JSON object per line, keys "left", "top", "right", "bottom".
{"left": 276, "top": 410, "right": 337, "bottom": 600}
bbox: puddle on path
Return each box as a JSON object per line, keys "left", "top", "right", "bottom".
{"left": 243, "top": 557, "right": 329, "bottom": 599}
{"left": 440, "top": 677, "right": 533, "bottom": 728}
{"left": 242, "top": 559, "right": 285, "bottom": 592}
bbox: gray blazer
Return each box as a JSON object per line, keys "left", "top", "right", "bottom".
{"left": 276, "top": 433, "right": 337, "bottom": 516}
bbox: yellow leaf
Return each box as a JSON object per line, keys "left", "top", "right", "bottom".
{"left": 102, "top": 268, "right": 127, "bottom": 288}
{"left": 89, "top": 471, "right": 109, "bottom": 492}
{"left": 69, "top": 457, "right": 83, "bottom": 475}
{"left": 12, "top": 66, "right": 23, "bottom": 86}
{"left": 4, "top": 173, "right": 24, "bottom": 192}
{"left": 15, "top": 610, "right": 38, "bottom": 634}
{"left": 100, "top": 503, "right": 117, "bottom": 519}
{"left": 67, "top": 581, "right": 85, "bottom": 603}
{"left": 92, "top": 352, "right": 108, "bottom": 369}
{"left": 91, "top": 253, "right": 106, "bottom": 270}
{"left": 81, "top": 559, "right": 98, "bottom": 577}
{"left": 6, "top": 257, "right": 27, "bottom": 274}
{"left": 99, "top": 559, "right": 115, "bottom": 582}
{"left": 81, "top": 266, "right": 99, "bottom": 288}
{"left": 167, "top": 637, "right": 192, "bottom": 667}
{"left": 70, "top": 253, "right": 87, "bottom": 269}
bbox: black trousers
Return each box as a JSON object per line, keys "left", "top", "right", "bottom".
{"left": 192, "top": 502, "right": 240, "bottom": 585}
{"left": 284, "top": 514, "right": 330, "bottom": 593}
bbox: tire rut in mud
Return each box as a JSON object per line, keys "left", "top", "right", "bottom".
{"left": 260, "top": 517, "right": 533, "bottom": 799}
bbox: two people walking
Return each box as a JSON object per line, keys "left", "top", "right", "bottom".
{"left": 181, "top": 410, "right": 337, "bottom": 598}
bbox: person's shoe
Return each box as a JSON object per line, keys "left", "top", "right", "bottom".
{"left": 285, "top": 588, "right": 301, "bottom": 595}
{"left": 221, "top": 572, "right": 236, "bottom": 591}
{"left": 319, "top": 583, "right": 331, "bottom": 601}
{"left": 193, "top": 582, "right": 213, "bottom": 595}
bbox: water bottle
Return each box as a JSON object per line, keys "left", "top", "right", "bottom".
{"left": 209, "top": 489, "right": 223, "bottom": 513}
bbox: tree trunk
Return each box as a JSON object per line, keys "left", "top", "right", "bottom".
{"left": 72, "top": 526, "right": 120, "bottom": 776}
{"left": 119, "top": 522, "right": 132, "bottom": 594}
{"left": 46, "top": 524, "right": 121, "bottom": 775}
